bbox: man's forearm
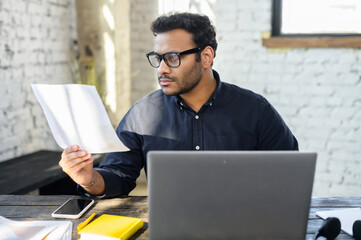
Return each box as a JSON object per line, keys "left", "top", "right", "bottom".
{"left": 81, "top": 170, "right": 106, "bottom": 196}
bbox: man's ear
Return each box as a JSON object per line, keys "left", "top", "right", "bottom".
{"left": 201, "top": 46, "right": 214, "bottom": 68}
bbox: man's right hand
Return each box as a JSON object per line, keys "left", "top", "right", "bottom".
{"left": 59, "top": 145, "right": 106, "bottom": 195}
{"left": 59, "top": 145, "right": 94, "bottom": 187}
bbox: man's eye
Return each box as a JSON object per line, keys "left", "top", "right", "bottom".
{"left": 154, "top": 55, "right": 161, "bottom": 62}
{"left": 166, "top": 54, "right": 179, "bottom": 63}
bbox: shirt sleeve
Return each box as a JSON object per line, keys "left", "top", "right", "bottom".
{"left": 95, "top": 106, "right": 145, "bottom": 198}
{"left": 257, "top": 100, "right": 299, "bottom": 150}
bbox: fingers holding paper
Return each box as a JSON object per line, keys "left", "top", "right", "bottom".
{"left": 59, "top": 145, "right": 105, "bottom": 195}
{"left": 60, "top": 145, "right": 93, "bottom": 183}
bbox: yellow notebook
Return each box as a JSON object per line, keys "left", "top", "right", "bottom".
{"left": 78, "top": 214, "right": 143, "bottom": 240}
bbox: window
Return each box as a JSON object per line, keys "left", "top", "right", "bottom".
{"left": 263, "top": 0, "right": 361, "bottom": 48}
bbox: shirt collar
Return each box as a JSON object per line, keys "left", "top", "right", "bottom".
{"left": 207, "top": 69, "right": 222, "bottom": 105}
{"left": 172, "top": 69, "right": 222, "bottom": 109}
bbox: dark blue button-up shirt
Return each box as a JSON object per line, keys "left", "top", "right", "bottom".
{"left": 96, "top": 70, "right": 298, "bottom": 197}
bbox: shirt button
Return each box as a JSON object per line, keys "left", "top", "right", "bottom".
{"left": 195, "top": 145, "right": 200, "bottom": 150}
{"left": 195, "top": 115, "right": 199, "bottom": 119}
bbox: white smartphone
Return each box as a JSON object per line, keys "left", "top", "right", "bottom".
{"left": 51, "top": 198, "right": 95, "bottom": 219}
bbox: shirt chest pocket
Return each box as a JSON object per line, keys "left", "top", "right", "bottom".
{"left": 207, "top": 134, "right": 257, "bottom": 150}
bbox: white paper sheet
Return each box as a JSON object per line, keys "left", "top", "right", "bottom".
{"left": 0, "top": 215, "right": 72, "bottom": 240}
{"left": 316, "top": 207, "right": 361, "bottom": 236}
{"left": 31, "top": 84, "right": 129, "bottom": 153}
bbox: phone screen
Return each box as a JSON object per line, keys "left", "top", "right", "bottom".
{"left": 54, "top": 198, "right": 93, "bottom": 215}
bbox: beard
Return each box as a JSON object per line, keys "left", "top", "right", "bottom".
{"left": 159, "top": 62, "right": 203, "bottom": 96}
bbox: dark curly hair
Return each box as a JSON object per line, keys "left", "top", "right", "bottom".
{"left": 150, "top": 12, "right": 218, "bottom": 59}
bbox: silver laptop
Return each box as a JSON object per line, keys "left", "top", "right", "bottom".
{"left": 147, "top": 151, "right": 317, "bottom": 240}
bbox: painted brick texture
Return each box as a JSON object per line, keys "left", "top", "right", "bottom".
{"left": 130, "top": 0, "right": 158, "bottom": 104}
{"left": 212, "top": 0, "right": 361, "bottom": 196}
{"left": 0, "top": 0, "right": 77, "bottom": 161}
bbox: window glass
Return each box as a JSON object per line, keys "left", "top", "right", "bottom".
{"left": 280, "top": 0, "right": 361, "bottom": 35}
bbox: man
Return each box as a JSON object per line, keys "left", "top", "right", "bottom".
{"left": 59, "top": 13, "right": 298, "bottom": 198}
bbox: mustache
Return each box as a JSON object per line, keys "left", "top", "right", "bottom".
{"left": 158, "top": 75, "right": 176, "bottom": 81}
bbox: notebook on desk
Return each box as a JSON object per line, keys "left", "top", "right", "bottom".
{"left": 147, "top": 151, "right": 317, "bottom": 240}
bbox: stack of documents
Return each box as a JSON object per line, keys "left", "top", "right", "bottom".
{"left": 0, "top": 215, "right": 72, "bottom": 240}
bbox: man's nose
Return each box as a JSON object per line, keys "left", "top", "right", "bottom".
{"left": 157, "top": 59, "right": 171, "bottom": 75}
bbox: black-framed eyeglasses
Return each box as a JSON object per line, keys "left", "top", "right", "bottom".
{"left": 146, "top": 47, "right": 202, "bottom": 68}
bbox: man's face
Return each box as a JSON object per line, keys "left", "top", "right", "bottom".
{"left": 154, "top": 29, "right": 203, "bottom": 96}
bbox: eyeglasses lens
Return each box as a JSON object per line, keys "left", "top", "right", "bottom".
{"left": 164, "top": 53, "right": 180, "bottom": 67}
{"left": 148, "top": 55, "right": 161, "bottom": 68}
{"left": 148, "top": 53, "right": 180, "bottom": 68}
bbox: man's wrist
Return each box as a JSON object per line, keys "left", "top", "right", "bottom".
{"left": 80, "top": 179, "right": 95, "bottom": 188}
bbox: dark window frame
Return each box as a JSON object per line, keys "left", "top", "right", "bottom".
{"left": 262, "top": 0, "right": 361, "bottom": 48}
{"left": 272, "top": 0, "right": 361, "bottom": 37}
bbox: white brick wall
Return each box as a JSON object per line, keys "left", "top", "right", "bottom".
{"left": 211, "top": 0, "right": 361, "bottom": 196}
{"left": 130, "top": 0, "right": 158, "bottom": 104}
{"left": 0, "top": 0, "right": 77, "bottom": 162}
